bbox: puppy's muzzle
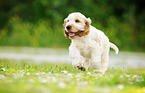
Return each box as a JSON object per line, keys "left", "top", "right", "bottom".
{"left": 66, "top": 25, "right": 71, "bottom": 30}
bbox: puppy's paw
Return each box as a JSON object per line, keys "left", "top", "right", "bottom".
{"left": 72, "top": 62, "right": 81, "bottom": 68}
{"left": 72, "top": 62, "right": 86, "bottom": 71}
{"left": 77, "top": 66, "right": 86, "bottom": 71}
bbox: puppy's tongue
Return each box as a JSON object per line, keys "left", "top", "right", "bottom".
{"left": 69, "top": 33, "right": 75, "bottom": 37}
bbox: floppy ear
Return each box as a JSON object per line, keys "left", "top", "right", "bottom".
{"left": 64, "top": 30, "right": 69, "bottom": 38}
{"left": 63, "top": 18, "right": 67, "bottom": 27}
{"left": 84, "top": 18, "right": 91, "bottom": 31}
{"left": 63, "top": 18, "right": 69, "bottom": 38}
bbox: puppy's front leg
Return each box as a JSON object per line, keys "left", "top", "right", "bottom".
{"left": 90, "top": 47, "right": 105, "bottom": 74}
{"left": 83, "top": 58, "right": 90, "bottom": 71}
{"left": 69, "top": 45, "right": 85, "bottom": 71}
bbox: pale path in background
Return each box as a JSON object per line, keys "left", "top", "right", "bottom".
{"left": 0, "top": 47, "right": 145, "bottom": 69}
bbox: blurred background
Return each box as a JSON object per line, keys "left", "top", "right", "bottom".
{"left": 0, "top": 0, "right": 145, "bottom": 51}
{"left": 0, "top": 1, "right": 145, "bottom": 92}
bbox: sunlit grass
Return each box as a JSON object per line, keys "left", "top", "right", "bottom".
{"left": 0, "top": 59, "right": 145, "bottom": 93}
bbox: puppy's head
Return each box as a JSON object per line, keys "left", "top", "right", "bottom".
{"left": 63, "top": 12, "right": 91, "bottom": 39}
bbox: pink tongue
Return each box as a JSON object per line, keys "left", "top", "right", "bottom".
{"left": 69, "top": 33, "right": 75, "bottom": 37}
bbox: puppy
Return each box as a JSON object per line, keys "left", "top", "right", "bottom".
{"left": 63, "top": 12, "right": 119, "bottom": 74}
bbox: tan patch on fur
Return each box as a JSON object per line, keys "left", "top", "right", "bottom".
{"left": 63, "top": 12, "right": 91, "bottom": 39}
{"left": 77, "top": 30, "right": 90, "bottom": 37}
{"left": 64, "top": 30, "right": 69, "bottom": 38}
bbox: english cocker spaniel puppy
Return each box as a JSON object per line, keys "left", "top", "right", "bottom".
{"left": 63, "top": 12, "right": 119, "bottom": 74}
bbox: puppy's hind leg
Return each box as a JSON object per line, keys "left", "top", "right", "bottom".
{"left": 90, "top": 50, "right": 103, "bottom": 73}
{"left": 93, "top": 53, "right": 109, "bottom": 75}
{"left": 98, "top": 54, "right": 109, "bottom": 74}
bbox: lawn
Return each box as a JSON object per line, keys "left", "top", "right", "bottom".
{"left": 0, "top": 59, "right": 145, "bottom": 93}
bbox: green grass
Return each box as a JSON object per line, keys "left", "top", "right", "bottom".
{"left": 0, "top": 59, "right": 145, "bottom": 93}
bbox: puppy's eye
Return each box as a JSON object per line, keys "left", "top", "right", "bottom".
{"left": 75, "top": 20, "right": 80, "bottom": 22}
{"left": 67, "top": 20, "right": 69, "bottom": 22}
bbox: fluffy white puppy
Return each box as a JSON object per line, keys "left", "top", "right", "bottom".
{"left": 63, "top": 12, "right": 119, "bottom": 74}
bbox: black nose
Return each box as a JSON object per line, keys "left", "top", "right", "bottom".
{"left": 66, "top": 26, "right": 71, "bottom": 30}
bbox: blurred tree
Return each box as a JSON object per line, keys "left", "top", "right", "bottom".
{"left": 0, "top": 0, "right": 144, "bottom": 51}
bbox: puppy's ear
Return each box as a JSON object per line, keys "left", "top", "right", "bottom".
{"left": 64, "top": 30, "right": 69, "bottom": 38}
{"left": 63, "top": 18, "right": 69, "bottom": 38}
{"left": 85, "top": 18, "right": 91, "bottom": 31}
{"left": 63, "top": 18, "right": 67, "bottom": 27}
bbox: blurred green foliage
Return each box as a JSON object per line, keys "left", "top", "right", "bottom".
{"left": 0, "top": 0, "right": 145, "bottom": 51}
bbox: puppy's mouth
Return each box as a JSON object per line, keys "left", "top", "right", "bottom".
{"left": 65, "top": 30, "right": 82, "bottom": 38}
{"left": 69, "top": 32, "right": 77, "bottom": 38}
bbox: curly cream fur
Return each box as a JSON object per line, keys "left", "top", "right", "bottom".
{"left": 64, "top": 12, "right": 119, "bottom": 74}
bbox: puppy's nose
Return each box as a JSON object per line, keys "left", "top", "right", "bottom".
{"left": 66, "top": 26, "right": 71, "bottom": 30}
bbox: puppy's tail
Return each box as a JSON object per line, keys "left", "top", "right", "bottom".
{"left": 110, "top": 42, "right": 119, "bottom": 54}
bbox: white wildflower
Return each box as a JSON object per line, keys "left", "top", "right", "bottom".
{"left": 117, "top": 84, "right": 124, "bottom": 89}
{"left": 47, "top": 76, "right": 52, "bottom": 79}
{"left": 53, "top": 73, "right": 60, "bottom": 76}
{"left": 7, "top": 80, "right": 13, "bottom": 83}
{"left": 96, "top": 73, "right": 103, "bottom": 77}
{"left": 70, "top": 82, "right": 75, "bottom": 85}
{"left": 1, "top": 68, "right": 6, "bottom": 71}
{"left": 38, "top": 76, "right": 42, "bottom": 80}
{"left": 76, "top": 78, "right": 80, "bottom": 81}
{"left": 133, "top": 75, "right": 138, "bottom": 78}
{"left": 132, "top": 75, "right": 138, "bottom": 80}
{"left": 77, "top": 81, "right": 88, "bottom": 85}
{"left": 110, "top": 74, "right": 114, "bottom": 77}
{"left": 19, "top": 70, "right": 24, "bottom": 72}
{"left": 41, "top": 72, "right": 46, "bottom": 75}
{"left": 35, "top": 73, "right": 40, "bottom": 75}
{"left": 86, "top": 72, "right": 92, "bottom": 75}
{"left": 20, "top": 72, "right": 25, "bottom": 77}
{"left": 13, "top": 73, "right": 18, "bottom": 78}
{"left": 76, "top": 73, "right": 84, "bottom": 77}
{"left": 124, "top": 74, "right": 130, "bottom": 78}
{"left": 119, "top": 75, "right": 124, "bottom": 78}
{"left": 26, "top": 72, "right": 30, "bottom": 75}
{"left": 48, "top": 72, "right": 52, "bottom": 75}
{"left": 41, "top": 79, "right": 48, "bottom": 83}
{"left": 0, "top": 74, "right": 6, "bottom": 79}
{"left": 133, "top": 75, "right": 140, "bottom": 82}
{"left": 141, "top": 78, "right": 144, "bottom": 81}
{"left": 58, "top": 82, "right": 66, "bottom": 88}
{"left": 28, "top": 78, "right": 34, "bottom": 83}
{"left": 128, "top": 82, "right": 133, "bottom": 85}
{"left": 52, "top": 77, "right": 57, "bottom": 82}
{"left": 61, "top": 70, "right": 68, "bottom": 74}
{"left": 67, "top": 73, "right": 73, "bottom": 78}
